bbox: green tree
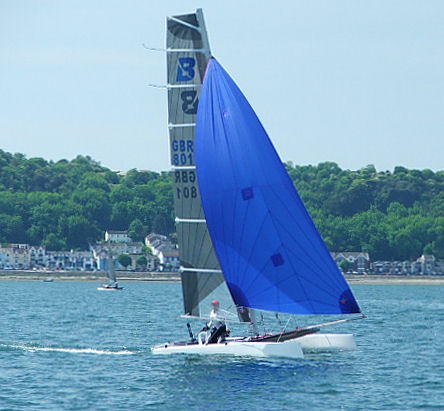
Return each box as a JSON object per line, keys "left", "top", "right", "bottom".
{"left": 128, "top": 218, "right": 146, "bottom": 242}
{"left": 43, "top": 233, "right": 67, "bottom": 251}
{"left": 339, "top": 259, "right": 351, "bottom": 273}
{"left": 118, "top": 254, "right": 132, "bottom": 269}
{"left": 104, "top": 171, "right": 120, "bottom": 184}
{"left": 142, "top": 245, "right": 153, "bottom": 255}
{"left": 136, "top": 255, "right": 147, "bottom": 269}
{"left": 152, "top": 214, "right": 174, "bottom": 235}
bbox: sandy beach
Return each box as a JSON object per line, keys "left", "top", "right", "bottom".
{"left": 1, "top": 270, "right": 443, "bottom": 284}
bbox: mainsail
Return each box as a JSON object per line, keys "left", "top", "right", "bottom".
{"left": 107, "top": 256, "right": 117, "bottom": 283}
{"left": 195, "top": 58, "right": 361, "bottom": 315}
{"left": 166, "top": 9, "right": 224, "bottom": 316}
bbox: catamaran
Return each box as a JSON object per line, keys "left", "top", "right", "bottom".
{"left": 98, "top": 255, "right": 123, "bottom": 291}
{"left": 152, "top": 9, "right": 364, "bottom": 359}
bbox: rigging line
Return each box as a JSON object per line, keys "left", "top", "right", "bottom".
{"left": 142, "top": 44, "right": 165, "bottom": 52}
{"left": 302, "top": 314, "right": 366, "bottom": 331}
{"left": 277, "top": 317, "right": 292, "bottom": 343}
{"left": 148, "top": 84, "right": 167, "bottom": 89}
{"left": 260, "top": 313, "right": 267, "bottom": 335}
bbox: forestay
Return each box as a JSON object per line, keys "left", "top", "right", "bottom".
{"left": 195, "top": 58, "right": 361, "bottom": 315}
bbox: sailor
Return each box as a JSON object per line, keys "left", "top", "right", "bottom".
{"left": 206, "top": 300, "right": 229, "bottom": 343}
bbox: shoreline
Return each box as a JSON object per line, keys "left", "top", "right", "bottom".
{"left": 0, "top": 270, "right": 180, "bottom": 282}
{"left": 0, "top": 270, "right": 443, "bottom": 284}
{"left": 345, "top": 275, "right": 444, "bottom": 285}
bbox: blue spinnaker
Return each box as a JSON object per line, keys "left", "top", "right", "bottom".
{"left": 195, "top": 58, "right": 360, "bottom": 315}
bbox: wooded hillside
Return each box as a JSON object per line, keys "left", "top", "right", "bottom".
{"left": 0, "top": 150, "right": 442, "bottom": 260}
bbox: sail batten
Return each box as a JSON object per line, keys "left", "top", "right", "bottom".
{"left": 195, "top": 58, "right": 360, "bottom": 315}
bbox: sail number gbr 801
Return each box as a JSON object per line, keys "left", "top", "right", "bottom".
{"left": 175, "top": 170, "right": 198, "bottom": 199}
{"left": 172, "top": 139, "right": 194, "bottom": 166}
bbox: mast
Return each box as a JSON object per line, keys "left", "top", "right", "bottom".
{"left": 166, "top": 9, "right": 224, "bottom": 317}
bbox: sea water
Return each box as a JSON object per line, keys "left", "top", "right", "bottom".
{"left": 0, "top": 281, "right": 443, "bottom": 410}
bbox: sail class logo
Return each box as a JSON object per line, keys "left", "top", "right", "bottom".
{"left": 177, "top": 57, "right": 196, "bottom": 81}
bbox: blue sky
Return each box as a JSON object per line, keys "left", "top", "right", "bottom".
{"left": 0, "top": 1, "right": 443, "bottom": 172}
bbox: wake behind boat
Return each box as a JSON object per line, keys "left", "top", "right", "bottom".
{"left": 152, "top": 9, "right": 363, "bottom": 360}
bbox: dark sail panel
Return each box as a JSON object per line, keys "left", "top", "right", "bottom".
{"left": 195, "top": 58, "right": 361, "bottom": 315}
{"left": 166, "top": 9, "right": 224, "bottom": 316}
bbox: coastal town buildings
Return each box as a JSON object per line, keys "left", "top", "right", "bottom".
{"left": 331, "top": 252, "right": 370, "bottom": 274}
{"left": 104, "top": 230, "right": 131, "bottom": 243}
{"left": 145, "top": 233, "right": 180, "bottom": 271}
{"left": 157, "top": 249, "right": 180, "bottom": 271}
{"left": 0, "top": 239, "right": 441, "bottom": 275}
{"left": 0, "top": 244, "right": 30, "bottom": 269}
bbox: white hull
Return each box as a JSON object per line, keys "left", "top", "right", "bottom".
{"left": 297, "top": 333, "right": 357, "bottom": 353}
{"left": 97, "top": 287, "right": 123, "bottom": 291}
{"left": 152, "top": 339, "right": 304, "bottom": 359}
{"left": 152, "top": 333, "right": 356, "bottom": 359}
